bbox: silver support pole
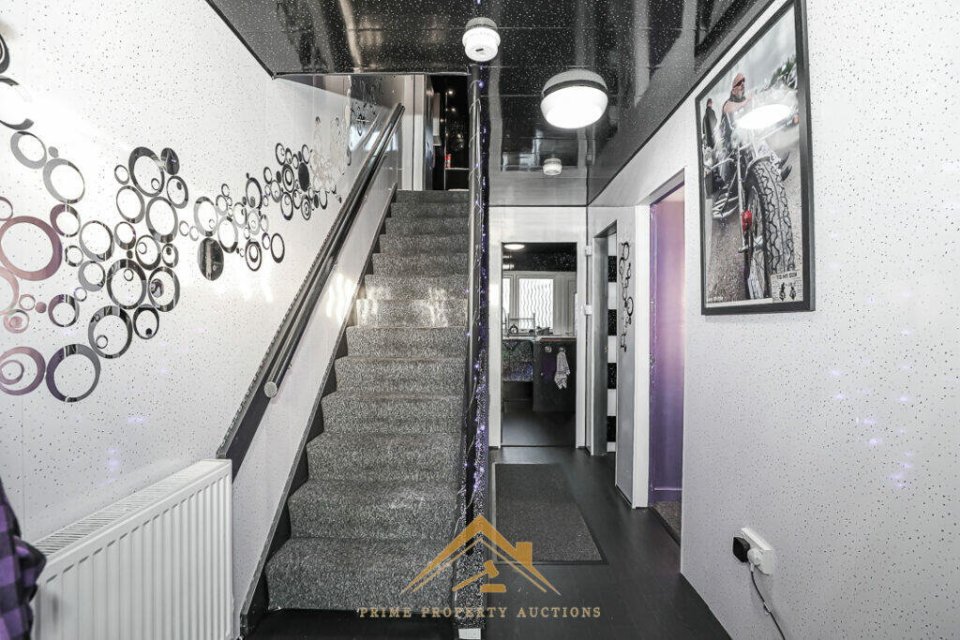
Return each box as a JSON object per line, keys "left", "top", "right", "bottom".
{"left": 466, "top": 64, "right": 481, "bottom": 392}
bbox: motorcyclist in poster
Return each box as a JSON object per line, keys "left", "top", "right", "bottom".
{"left": 698, "top": 6, "right": 807, "bottom": 311}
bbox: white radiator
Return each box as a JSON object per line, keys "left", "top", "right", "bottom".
{"left": 32, "top": 460, "right": 233, "bottom": 640}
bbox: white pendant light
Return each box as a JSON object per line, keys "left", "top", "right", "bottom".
{"left": 504, "top": 243, "right": 526, "bottom": 251}
{"left": 543, "top": 156, "right": 562, "bottom": 176}
{"left": 462, "top": 18, "right": 500, "bottom": 62}
{"left": 541, "top": 69, "right": 608, "bottom": 129}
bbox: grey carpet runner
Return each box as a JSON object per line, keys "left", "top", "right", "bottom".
{"left": 265, "top": 190, "right": 469, "bottom": 611}
{"left": 494, "top": 463, "right": 603, "bottom": 563}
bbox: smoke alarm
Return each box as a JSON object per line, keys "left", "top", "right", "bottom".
{"left": 543, "top": 157, "right": 562, "bottom": 176}
{"left": 462, "top": 18, "right": 500, "bottom": 62}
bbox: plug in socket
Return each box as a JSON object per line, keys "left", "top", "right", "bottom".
{"left": 739, "top": 527, "right": 775, "bottom": 575}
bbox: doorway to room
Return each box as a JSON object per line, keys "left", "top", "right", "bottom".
{"left": 648, "top": 185, "right": 686, "bottom": 541}
{"left": 500, "top": 242, "right": 578, "bottom": 446}
{"left": 590, "top": 223, "right": 631, "bottom": 497}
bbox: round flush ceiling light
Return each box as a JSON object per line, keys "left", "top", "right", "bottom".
{"left": 541, "top": 69, "right": 608, "bottom": 129}
{"left": 543, "top": 156, "right": 562, "bottom": 176}
{"left": 504, "top": 243, "right": 526, "bottom": 251}
{"left": 463, "top": 18, "right": 500, "bottom": 62}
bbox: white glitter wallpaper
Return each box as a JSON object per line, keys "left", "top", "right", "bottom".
{"left": 592, "top": 0, "right": 960, "bottom": 637}
{"left": 0, "top": 0, "right": 401, "bottom": 550}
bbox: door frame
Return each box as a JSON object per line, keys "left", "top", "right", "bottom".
{"left": 630, "top": 171, "right": 686, "bottom": 508}
{"left": 588, "top": 223, "right": 617, "bottom": 457}
{"left": 647, "top": 181, "right": 687, "bottom": 507}
{"left": 487, "top": 207, "right": 589, "bottom": 449}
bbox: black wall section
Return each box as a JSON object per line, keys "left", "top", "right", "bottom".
{"left": 503, "top": 243, "right": 577, "bottom": 272}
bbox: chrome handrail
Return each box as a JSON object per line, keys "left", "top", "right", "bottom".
{"left": 264, "top": 104, "right": 404, "bottom": 397}
{"left": 218, "top": 103, "right": 404, "bottom": 475}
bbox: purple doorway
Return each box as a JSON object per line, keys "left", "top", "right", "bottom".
{"left": 649, "top": 185, "right": 685, "bottom": 540}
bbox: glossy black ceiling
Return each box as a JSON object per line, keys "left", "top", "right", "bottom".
{"left": 206, "top": 0, "right": 772, "bottom": 204}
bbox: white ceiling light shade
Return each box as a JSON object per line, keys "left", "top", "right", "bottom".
{"left": 462, "top": 18, "right": 500, "bottom": 62}
{"left": 504, "top": 243, "right": 526, "bottom": 251}
{"left": 540, "top": 69, "right": 608, "bottom": 129}
{"left": 543, "top": 156, "right": 562, "bottom": 176}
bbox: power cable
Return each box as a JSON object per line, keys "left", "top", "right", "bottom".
{"left": 750, "top": 563, "right": 786, "bottom": 640}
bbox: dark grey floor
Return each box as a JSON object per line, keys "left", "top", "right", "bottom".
{"left": 501, "top": 404, "right": 576, "bottom": 446}
{"left": 248, "top": 609, "right": 453, "bottom": 639}
{"left": 249, "top": 448, "right": 727, "bottom": 640}
{"left": 486, "top": 447, "right": 728, "bottom": 640}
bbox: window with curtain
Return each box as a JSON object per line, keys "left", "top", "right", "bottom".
{"left": 517, "top": 277, "right": 554, "bottom": 329}
{"left": 502, "top": 277, "right": 511, "bottom": 328}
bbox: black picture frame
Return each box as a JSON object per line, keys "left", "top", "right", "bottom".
{"left": 695, "top": 0, "right": 815, "bottom": 315}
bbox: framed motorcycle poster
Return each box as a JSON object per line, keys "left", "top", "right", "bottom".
{"left": 696, "top": 0, "right": 814, "bottom": 314}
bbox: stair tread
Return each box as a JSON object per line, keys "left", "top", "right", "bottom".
{"left": 395, "top": 191, "right": 469, "bottom": 202}
{"left": 354, "top": 294, "right": 468, "bottom": 329}
{"left": 364, "top": 274, "right": 466, "bottom": 282}
{"left": 357, "top": 297, "right": 467, "bottom": 306}
{"left": 338, "top": 355, "right": 463, "bottom": 364}
{"left": 375, "top": 252, "right": 469, "bottom": 259}
{"left": 310, "top": 429, "right": 459, "bottom": 441}
{"left": 379, "top": 233, "right": 468, "bottom": 241}
{"left": 372, "top": 250, "right": 469, "bottom": 258}
{"left": 385, "top": 217, "right": 469, "bottom": 236}
{"left": 324, "top": 389, "right": 461, "bottom": 400}
{"left": 387, "top": 215, "right": 467, "bottom": 223}
{"left": 347, "top": 325, "right": 465, "bottom": 333}
{"left": 268, "top": 188, "right": 468, "bottom": 611}
{"left": 290, "top": 478, "right": 457, "bottom": 507}
{"left": 270, "top": 537, "right": 445, "bottom": 572}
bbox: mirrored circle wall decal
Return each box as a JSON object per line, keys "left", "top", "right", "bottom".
{"left": 0, "top": 347, "right": 45, "bottom": 396}
{"left": 45, "top": 343, "right": 101, "bottom": 403}
{"left": 0, "top": 31, "right": 383, "bottom": 400}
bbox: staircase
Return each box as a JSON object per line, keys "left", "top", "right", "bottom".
{"left": 265, "top": 190, "right": 470, "bottom": 611}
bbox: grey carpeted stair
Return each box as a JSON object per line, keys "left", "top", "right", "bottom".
{"left": 306, "top": 432, "right": 460, "bottom": 482}
{"left": 288, "top": 479, "right": 457, "bottom": 540}
{"left": 355, "top": 298, "right": 468, "bottom": 328}
{"left": 395, "top": 190, "right": 469, "bottom": 204}
{"left": 379, "top": 233, "right": 471, "bottom": 255}
{"left": 267, "top": 538, "right": 452, "bottom": 610}
{"left": 386, "top": 216, "right": 468, "bottom": 237}
{"left": 346, "top": 326, "right": 466, "bottom": 357}
{"left": 389, "top": 201, "right": 470, "bottom": 219}
{"left": 363, "top": 274, "right": 467, "bottom": 300}
{"left": 372, "top": 252, "right": 469, "bottom": 276}
{"left": 335, "top": 355, "right": 464, "bottom": 394}
{"left": 321, "top": 391, "right": 462, "bottom": 434}
{"left": 265, "top": 190, "right": 469, "bottom": 612}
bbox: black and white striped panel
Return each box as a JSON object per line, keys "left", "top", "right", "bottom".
{"left": 607, "top": 253, "right": 618, "bottom": 448}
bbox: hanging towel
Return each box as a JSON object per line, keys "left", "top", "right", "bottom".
{"left": 554, "top": 348, "right": 571, "bottom": 389}
{"left": 0, "top": 477, "right": 45, "bottom": 640}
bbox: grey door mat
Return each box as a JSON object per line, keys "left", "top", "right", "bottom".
{"left": 493, "top": 463, "right": 603, "bottom": 563}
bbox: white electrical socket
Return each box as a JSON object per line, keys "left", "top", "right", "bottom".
{"left": 739, "top": 527, "right": 776, "bottom": 575}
